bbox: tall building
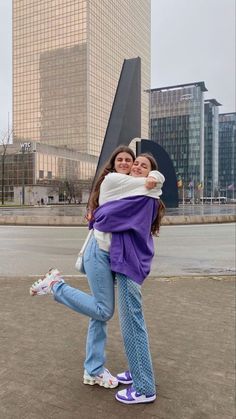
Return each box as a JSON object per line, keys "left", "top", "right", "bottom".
{"left": 149, "top": 82, "right": 207, "bottom": 188}
{"left": 12, "top": 0, "right": 151, "bottom": 157}
{"left": 219, "top": 113, "right": 236, "bottom": 198}
{"left": 204, "top": 99, "right": 221, "bottom": 196}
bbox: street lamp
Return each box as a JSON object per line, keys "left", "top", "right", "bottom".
{"left": 20, "top": 142, "right": 31, "bottom": 205}
{"left": 21, "top": 147, "right": 25, "bottom": 205}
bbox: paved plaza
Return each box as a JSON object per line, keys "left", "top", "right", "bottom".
{"left": 0, "top": 275, "right": 235, "bottom": 419}
{"left": 0, "top": 221, "right": 235, "bottom": 418}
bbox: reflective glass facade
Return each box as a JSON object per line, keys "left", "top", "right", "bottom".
{"left": 0, "top": 142, "right": 97, "bottom": 203}
{"left": 219, "top": 113, "right": 236, "bottom": 197}
{"left": 204, "top": 100, "right": 220, "bottom": 196}
{"left": 149, "top": 82, "right": 206, "bottom": 185}
{"left": 13, "top": 0, "right": 150, "bottom": 156}
{"left": 0, "top": 150, "right": 34, "bottom": 202}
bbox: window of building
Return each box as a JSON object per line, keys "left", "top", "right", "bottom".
{"left": 39, "top": 170, "right": 44, "bottom": 179}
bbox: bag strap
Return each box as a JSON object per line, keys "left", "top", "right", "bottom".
{"left": 79, "top": 229, "right": 93, "bottom": 254}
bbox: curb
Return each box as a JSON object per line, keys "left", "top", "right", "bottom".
{"left": 0, "top": 214, "right": 235, "bottom": 226}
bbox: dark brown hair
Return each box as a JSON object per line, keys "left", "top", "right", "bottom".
{"left": 136, "top": 152, "right": 158, "bottom": 170}
{"left": 87, "top": 145, "right": 135, "bottom": 215}
{"left": 137, "top": 153, "right": 165, "bottom": 235}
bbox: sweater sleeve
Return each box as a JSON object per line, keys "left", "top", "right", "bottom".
{"left": 99, "top": 172, "right": 164, "bottom": 204}
{"left": 148, "top": 170, "right": 165, "bottom": 184}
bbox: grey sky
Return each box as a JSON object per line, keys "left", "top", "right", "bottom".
{"left": 0, "top": 0, "right": 235, "bottom": 134}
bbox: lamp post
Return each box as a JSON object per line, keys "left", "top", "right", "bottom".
{"left": 20, "top": 142, "right": 31, "bottom": 205}
{"left": 1, "top": 152, "right": 5, "bottom": 205}
{"left": 232, "top": 126, "right": 235, "bottom": 201}
{"left": 210, "top": 180, "right": 213, "bottom": 205}
{"left": 21, "top": 147, "right": 25, "bottom": 205}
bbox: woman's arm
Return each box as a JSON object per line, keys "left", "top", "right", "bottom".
{"left": 145, "top": 170, "right": 165, "bottom": 190}
{"left": 99, "top": 171, "right": 165, "bottom": 205}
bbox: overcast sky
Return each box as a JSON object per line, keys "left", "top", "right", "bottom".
{"left": 0, "top": 0, "right": 235, "bottom": 134}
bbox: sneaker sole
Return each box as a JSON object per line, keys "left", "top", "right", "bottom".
{"left": 83, "top": 377, "right": 118, "bottom": 388}
{"left": 29, "top": 287, "right": 49, "bottom": 296}
{"left": 115, "top": 394, "right": 156, "bottom": 404}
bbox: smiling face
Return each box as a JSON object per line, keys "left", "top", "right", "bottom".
{"left": 114, "top": 152, "right": 134, "bottom": 174}
{"left": 130, "top": 156, "right": 152, "bottom": 177}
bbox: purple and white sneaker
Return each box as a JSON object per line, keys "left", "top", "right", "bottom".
{"left": 116, "top": 370, "right": 133, "bottom": 384}
{"left": 115, "top": 386, "right": 156, "bottom": 404}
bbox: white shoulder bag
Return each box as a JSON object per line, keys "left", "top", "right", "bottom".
{"left": 75, "top": 229, "right": 93, "bottom": 274}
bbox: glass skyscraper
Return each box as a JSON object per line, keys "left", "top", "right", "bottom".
{"left": 12, "top": 0, "right": 150, "bottom": 157}
{"left": 149, "top": 82, "right": 207, "bottom": 186}
{"left": 204, "top": 99, "right": 221, "bottom": 196}
{"left": 219, "top": 113, "right": 236, "bottom": 198}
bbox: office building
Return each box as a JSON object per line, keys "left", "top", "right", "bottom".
{"left": 219, "top": 113, "right": 236, "bottom": 198}
{"left": 0, "top": 141, "right": 97, "bottom": 204}
{"left": 13, "top": 0, "right": 150, "bottom": 157}
{"left": 149, "top": 82, "right": 207, "bottom": 190}
{"left": 204, "top": 99, "right": 221, "bottom": 196}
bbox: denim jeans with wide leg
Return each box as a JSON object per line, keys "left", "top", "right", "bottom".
{"left": 53, "top": 236, "right": 115, "bottom": 376}
{"left": 116, "top": 273, "right": 156, "bottom": 396}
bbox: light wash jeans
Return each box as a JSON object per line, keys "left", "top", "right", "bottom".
{"left": 53, "top": 236, "right": 115, "bottom": 376}
{"left": 117, "top": 273, "right": 156, "bottom": 396}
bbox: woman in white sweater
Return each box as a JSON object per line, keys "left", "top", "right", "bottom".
{"left": 30, "top": 146, "right": 165, "bottom": 396}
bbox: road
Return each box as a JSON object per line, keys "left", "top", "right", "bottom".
{"left": 0, "top": 223, "right": 235, "bottom": 277}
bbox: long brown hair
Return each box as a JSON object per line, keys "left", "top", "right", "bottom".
{"left": 88, "top": 145, "right": 135, "bottom": 215}
{"left": 137, "top": 153, "right": 165, "bottom": 235}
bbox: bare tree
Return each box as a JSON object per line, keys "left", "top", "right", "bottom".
{"left": 57, "top": 177, "right": 92, "bottom": 204}
{"left": 58, "top": 178, "right": 82, "bottom": 204}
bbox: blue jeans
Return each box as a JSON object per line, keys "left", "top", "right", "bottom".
{"left": 53, "top": 236, "right": 115, "bottom": 376}
{"left": 117, "top": 273, "right": 156, "bottom": 396}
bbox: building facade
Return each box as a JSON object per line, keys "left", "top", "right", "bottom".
{"left": 219, "top": 113, "right": 236, "bottom": 199}
{"left": 149, "top": 82, "right": 207, "bottom": 197}
{"left": 204, "top": 99, "right": 221, "bottom": 196}
{"left": 0, "top": 141, "right": 97, "bottom": 205}
{"left": 13, "top": 0, "right": 150, "bottom": 157}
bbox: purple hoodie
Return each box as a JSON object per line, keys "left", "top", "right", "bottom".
{"left": 92, "top": 196, "right": 159, "bottom": 285}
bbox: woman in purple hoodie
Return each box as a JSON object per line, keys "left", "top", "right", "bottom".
{"left": 30, "top": 148, "right": 165, "bottom": 404}
{"left": 91, "top": 153, "right": 165, "bottom": 404}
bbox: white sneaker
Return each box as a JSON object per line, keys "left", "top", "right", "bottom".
{"left": 83, "top": 368, "right": 119, "bottom": 389}
{"left": 29, "top": 268, "right": 64, "bottom": 296}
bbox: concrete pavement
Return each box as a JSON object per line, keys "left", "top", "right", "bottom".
{"left": 0, "top": 275, "right": 235, "bottom": 419}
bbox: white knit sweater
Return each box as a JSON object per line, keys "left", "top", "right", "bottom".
{"left": 94, "top": 170, "right": 165, "bottom": 251}
{"left": 99, "top": 171, "right": 165, "bottom": 205}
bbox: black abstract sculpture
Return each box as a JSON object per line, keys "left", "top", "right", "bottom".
{"left": 94, "top": 57, "right": 141, "bottom": 179}
{"left": 91, "top": 57, "right": 178, "bottom": 207}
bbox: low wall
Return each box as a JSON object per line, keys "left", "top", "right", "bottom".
{"left": 0, "top": 214, "right": 235, "bottom": 226}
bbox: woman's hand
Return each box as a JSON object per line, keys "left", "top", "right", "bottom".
{"left": 145, "top": 176, "right": 158, "bottom": 190}
{"left": 85, "top": 208, "right": 93, "bottom": 221}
